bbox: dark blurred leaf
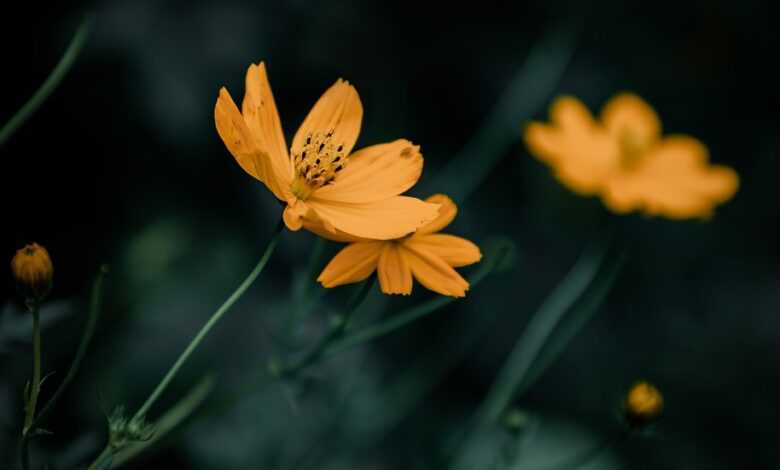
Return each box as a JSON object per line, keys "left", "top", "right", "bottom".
{"left": 427, "top": 24, "right": 578, "bottom": 203}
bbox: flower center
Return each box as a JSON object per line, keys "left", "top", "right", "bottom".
{"left": 618, "top": 129, "right": 652, "bottom": 170}
{"left": 290, "top": 130, "right": 348, "bottom": 200}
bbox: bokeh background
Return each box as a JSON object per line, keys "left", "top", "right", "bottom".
{"left": 2, "top": 0, "right": 779, "bottom": 468}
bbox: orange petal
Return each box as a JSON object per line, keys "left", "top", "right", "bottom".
{"left": 215, "top": 87, "right": 290, "bottom": 201}
{"left": 403, "top": 244, "right": 469, "bottom": 297}
{"left": 313, "top": 140, "right": 423, "bottom": 203}
{"left": 406, "top": 234, "right": 481, "bottom": 267}
{"left": 524, "top": 97, "right": 621, "bottom": 195}
{"left": 291, "top": 79, "right": 362, "bottom": 161}
{"left": 601, "top": 93, "right": 661, "bottom": 147}
{"left": 550, "top": 96, "right": 597, "bottom": 135}
{"left": 523, "top": 122, "right": 566, "bottom": 165}
{"left": 602, "top": 136, "right": 739, "bottom": 219}
{"left": 301, "top": 216, "right": 365, "bottom": 242}
{"left": 377, "top": 243, "right": 412, "bottom": 295}
{"left": 283, "top": 199, "right": 309, "bottom": 231}
{"left": 416, "top": 194, "right": 457, "bottom": 235}
{"left": 305, "top": 196, "right": 440, "bottom": 240}
{"left": 318, "top": 241, "right": 383, "bottom": 288}
{"left": 241, "top": 63, "right": 293, "bottom": 188}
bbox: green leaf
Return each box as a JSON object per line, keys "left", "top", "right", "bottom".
{"left": 478, "top": 237, "right": 619, "bottom": 425}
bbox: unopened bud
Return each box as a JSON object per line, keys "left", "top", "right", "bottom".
{"left": 11, "top": 243, "right": 53, "bottom": 302}
{"left": 624, "top": 381, "right": 663, "bottom": 427}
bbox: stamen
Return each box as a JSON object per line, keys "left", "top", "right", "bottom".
{"left": 290, "top": 130, "right": 349, "bottom": 200}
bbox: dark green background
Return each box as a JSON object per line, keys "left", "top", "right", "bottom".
{"left": 1, "top": 1, "right": 778, "bottom": 468}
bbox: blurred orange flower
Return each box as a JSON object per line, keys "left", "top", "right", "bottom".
{"left": 524, "top": 93, "right": 739, "bottom": 219}
{"left": 317, "top": 194, "right": 481, "bottom": 297}
{"left": 215, "top": 62, "right": 439, "bottom": 239}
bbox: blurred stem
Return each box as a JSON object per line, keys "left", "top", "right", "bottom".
{"left": 19, "top": 267, "right": 108, "bottom": 470}
{"left": 323, "top": 239, "right": 512, "bottom": 357}
{"left": 477, "top": 239, "right": 612, "bottom": 426}
{"left": 0, "top": 15, "right": 92, "bottom": 147}
{"left": 281, "top": 276, "right": 375, "bottom": 377}
{"left": 87, "top": 448, "right": 111, "bottom": 470}
{"left": 23, "top": 303, "right": 42, "bottom": 434}
{"left": 19, "top": 303, "right": 41, "bottom": 470}
{"left": 34, "top": 265, "right": 108, "bottom": 426}
{"left": 112, "top": 376, "right": 215, "bottom": 468}
{"left": 287, "top": 237, "right": 327, "bottom": 335}
{"left": 131, "top": 219, "right": 284, "bottom": 423}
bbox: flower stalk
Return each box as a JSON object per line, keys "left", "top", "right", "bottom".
{"left": 131, "top": 219, "right": 284, "bottom": 423}
{"left": 23, "top": 303, "right": 42, "bottom": 436}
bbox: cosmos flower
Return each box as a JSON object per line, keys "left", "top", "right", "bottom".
{"left": 524, "top": 93, "right": 739, "bottom": 219}
{"left": 317, "top": 194, "right": 481, "bottom": 297}
{"left": 215, "top": 62, "right": 439, "bottom": 239}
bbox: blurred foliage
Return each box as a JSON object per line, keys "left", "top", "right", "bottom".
{"left": 2, "top": 0, "right": 779, "bottom": 469}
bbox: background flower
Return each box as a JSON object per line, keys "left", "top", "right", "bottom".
{"left": 525, "top": 93, "right": 739, "bottom": 219}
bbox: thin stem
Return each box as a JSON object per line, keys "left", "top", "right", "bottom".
{"left": 86, "top": 447, "right": 112, "bottom": 470}
{"left": 323, "top": 239, "right": 511, "bottom": 358}
{"left": 131, "top": 219, "right": 284, "bottom": 422}
{"left": 23, "top": 304, "right": 42, "bottom": 434}
{"left": 0, "top": 15, "right": 93, "bottom": 147}
{"left": 19, "top": 303, "right": 41, "bottom": 470}
{"left": 34, "top": 265, "right": 108, "bottom": 427}
{"left": 281, "top": 277, "right": 374, "bottom": 377}
{"left": 19, "top": 267, "right": 108, "bottom": 470}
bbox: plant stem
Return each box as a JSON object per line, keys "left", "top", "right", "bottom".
{"left": 0, "top": 15, "right": 92, "bottom": 147}
{"left": 86, "top": 447, "right": 112, "bottom": 470}
{"left": 23, "top": 304, "right": 42, "bottom": 434}
{"left": 19, "top": 267, "right": 109, "bottom": 470}
{"left": 19, "top": 303, "right": 41, "bottom": 470}
{"left": 281, "top": 277, "right": 374, "bottom": 377}
{"left": 131, "top": 219, "right": 283, "bottom": 423}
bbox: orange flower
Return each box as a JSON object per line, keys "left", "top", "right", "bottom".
{"left": 317, "top": 194, "right": 481, "bottom": 297}
{"left": 524, "top": 93, "right": 739, "bottom": 219}
{"left": 215, "top": 62, "right": 440, "bottom": 239}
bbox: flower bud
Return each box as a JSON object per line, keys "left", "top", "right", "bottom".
{"left": 624, "top": 381, "right": 663, "bottom": 427}
{"left": 11, "top": 243, "right": 53, "bottom": 302}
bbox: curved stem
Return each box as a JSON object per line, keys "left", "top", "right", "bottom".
{"left": 281, "top": 277, "right": 375, "bottom": 377}
{"left": 131, "top": 219, "right": 284, "bottom": 422}
{"left": 0, "top": 15, "right": 92, "bottom": 147}
{"left": 35, "top": 266, "right": 108, "bottom": 427}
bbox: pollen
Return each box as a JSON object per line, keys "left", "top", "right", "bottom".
{"left": 290, "top": 130, "right": 348, "bottom": 200}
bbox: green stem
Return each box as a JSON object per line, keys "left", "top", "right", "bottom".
{"left": 0, "top": 15, "right": 92, "bottom": 147}
{"left": 86, "top": 447, "right": 112, "bottom": 470}
{"left": 131, "top": 219, "right": 283, "bottom": 423}
{"left": 19, "top": 267, "right": 108, "bottom": 470}
{"left": 477, "top": 240, "right": 611, "bottom": 426}
{"left": 281, "top": 277, "right": 374, "bottom": 377}
{"left": 112, "top": 376, "right": 215, "bottom": 468}
{"left": 23, "top": 304, "right": 42, "bottom": 434}
{"left": 34, "top": 265, "right": 108, "bottom": 427}
{"left": 323, "top": 239, "right": 511, "bottom": 358}
{"left": 19, "top": 303, "right": 41, "bottom": 470}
